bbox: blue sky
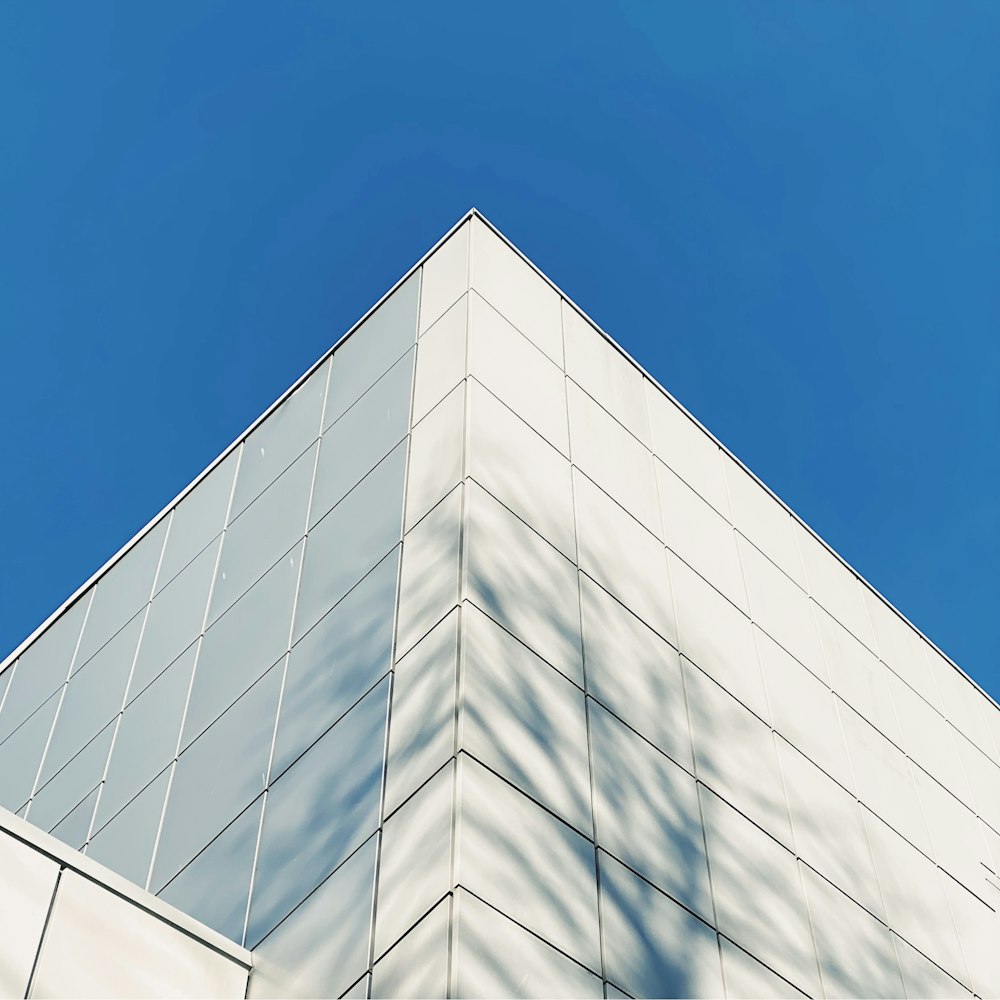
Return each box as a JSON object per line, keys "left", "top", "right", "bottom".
{"left": 2, "top": 3, "right": 997, "bottom": 698}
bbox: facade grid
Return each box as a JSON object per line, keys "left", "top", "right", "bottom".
{"left": 0, "top": 210, "right": 999, "bottom": 998}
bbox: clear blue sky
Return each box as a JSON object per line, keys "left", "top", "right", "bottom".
{"left": 2, "top": 3, "right": 997, "bottom": 699}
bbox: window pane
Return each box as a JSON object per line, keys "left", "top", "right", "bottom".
{"left": 310, "top": 348, "right": 413, "bottom": 528}
{"left": 151, "top": 664, "right": 281, "bottom": 892}
{"left": 184, "top": 542, "right": 301, "bottom": 750}
{"left": 273, "top": 548, "right": 397, "bottom": 780}
{"left": 38, "top": 612, "right": 142, "bottom": 787}
{"left": 231, "top": 359, "right": 329, "bottom": 520}
{"left": 129, "top": 537, "right": 218, "bottom": 700}
{"left": 159, "top": 795, "right": 263, "bottom": 943}
{"left": 247, "top": 677, "right": 388, "bottom": 947}
{"left": 156, "top": 450, "right": 237, "bottom": 592}
{"left": 323, "top": 270, "right": 419, "bottom": 431}
{"left": 0, "top": 592, "right": 90, "bottom": 743}
{"left": 75, "top": 519, "right": 167, "bottom": 669}
{"left": 96, "top": 643, "right": 195, "bottom": 830}
{"left": 294, "top": 441, "right": 406, "bottom": 642}
{"left": 208, "top": 445, "right": 315, "bottom": 626}
{"left": 249, "top": 835, "right": 377, "bottom": 999}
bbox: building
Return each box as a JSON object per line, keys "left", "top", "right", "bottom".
{"left": 1, "top": 210, "right": 999, "bottom": 999}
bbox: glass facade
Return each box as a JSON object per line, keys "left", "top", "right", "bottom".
{"left": 2, "top": 211, "right": 1000, "bottom": 998}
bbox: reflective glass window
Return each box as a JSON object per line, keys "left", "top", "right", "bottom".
{"left": 323, "top": 270, "right": 419, "bottom": 431}
{"left": 294, "top": 441, "right": 406, "bottom": 642}
{"left": 274, "top": 548, "right": 397, "bottom": 780}
{"left": 231, "top": 358, "right": 329, "bottom": 520}
{"left": 151, "top": 664, "right": 281, "bottom": 892}
{"left": 310, "top": 348, "right": 413, "bottom": 528}
{"left": 156, "top": 449, "right": 237, "bottom": 592}
{"left": 247, "top": 677, "right": 388, "bottom": 947}
{"left": 184, "top": 542, "right": 301, "bottom": 750}
{"left": 208, "top": 444, "right": 315, "bottom": 626}
{"left": 96, "top": 643, "right": 195, "bottom": 830}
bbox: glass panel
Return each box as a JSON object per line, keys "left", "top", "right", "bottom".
{"left": 466, "top": 481, "right": 583, "bottom": 685}
{"left": 419, "top": 220, "right": 469, "bottom": 334}
{"left": 0, "top": 832, "right": 60, "bottom": 1000}
{"left": 457, "top": 755, "right": 600, "bottom": 971}
{"left": 310, "top": 348, "right": 413, "bottom": 528}
{"left": 75, "top": 518, "right": 167, "bottom": 669}
{"left": 32, "top": 870, "right": 248, "bottom": 999}
{"left": 719, "top": 938, "right": 808, "bottom": 999}
{"left": 568, "top": 381, "right": 660, "bottom": 536}
{"left": 231, "top": 358, "right": 329, "bottom": 520}
{"left": 685, "top": 660, "right": 791, "bottom": 845}
{"left": 28, "top": 721, "right": 114, "bottom": 833}
{"left": 248, "top": 835, "right": 377, "bottom": 998}
{"left": 156, "top": 449, "right": 237, "bottom": 592}
{"left": 468, "top": 379, "right": 574, "bottom": 558}
{"left": 796, "top": 527, "right": 876, "bottom": 651}
{"left": 574, "top": 470, "right": 674, "bottom": 646}
{"left": 600, "top": 851, "right": 723, "bottom": 999}
{"left": 777, "top": 739, "right": 884, "bottom": 919}
{"left": 738, "top": 535, "right": 825, "bottom": 683}
{"left": 700, "top": 787, "right": 821, "bottom": 997}
{"left": 757, "top": 628, "right": 853, "bottom": 790}
{"left": 413, "top": 295, "right": 467, "bottom": 422}
{"left": 563, "top": 300, "right": 649, "bottom": 447}
{"left": 38, "top": 612, "right": 142, "bottom": 786}
{"left": 467, "top": 291, "right": 568, "bottom": 455}
{"left": 463, "top": 602, "right": 590, "bottom": 832}
{"left": 372, "top": 897, "right": 450, "bottom": 1000}
{"left": 374, "top": 760, "right": 454, "bottom": 960}
{"left": 159, "top": 795, "right": 263, "bottom": 943}
{"left": 580, "top": 576, "right": 691, "bottom": 771}
{"left": 96, "top": 644, "right": 195, "bottom": 830}
{"left": 129, "top": 537, "right": 218, "bottom": 699}
{"left": 383, "top": 609, "right": 458, "bottom": 817}
{"left": 404, "top": 380, "right": 465, "bottom": 532}
{"left": 802, "top": 865, "right": 904, "bottom": 999}
{"left": 294, "top": 440, "right": 406, "bottom": 642}
{"left": 208, "top": 445, "right": 315, "bottom": 626}
{"left": 0, "top": 689, "right": 60, "bottom": 811}
{"left": 274, "top": 548, "right": 397, "bottom": 780}
{"left": 324, "top": 270, "right": 419, "bottom": 431}
{"left": 395, "top": 486, "right": 462, "bottom": 660}
{"left": 470, "top": 218, "right": 562, "bottom": 365}
{"left": 669, "top": 554, "right": 764, "bottom": 719}
{"left": 838, "top": 702, "right": 932, "bottom": 854}
{"left": 454, "top": 890, "right": 603, "bottom": 999}
{"left": 247, "top": 677, "right": 388, "bottom": 947}
{"left": 723, "top": 454, "right": 806, "bottom": 588}
{"left": 644, "top": 381, "right": 730, "bottom": 518}
{"left": 0, "top": 591, "right": 90, "bottom": 742}
{"left": 151, "top": 664, "right": 281, "bottom": 892}
{"left": 183, "top": 542, "right": 301, "bottom": 750}
{"left": 87, "top": 767, "right": 170, "bottom": 888}
{"left": 658, "top": 460, "right": 745, "bottom": 611}
{"left": 590, "top": 701, "right": 710, "bottom": 921}
{"left": 49, "top": 786, "right": 100, "bottom": 851}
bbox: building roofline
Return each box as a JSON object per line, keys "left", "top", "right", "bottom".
{"left": 0, "top": 208, "right": 476, "bottom": 677}
{"left": 467, "top": 208, "right": 996, "bottom": 715}
{"left": 2, "top": 206, "right": 993, "bottom": 718}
